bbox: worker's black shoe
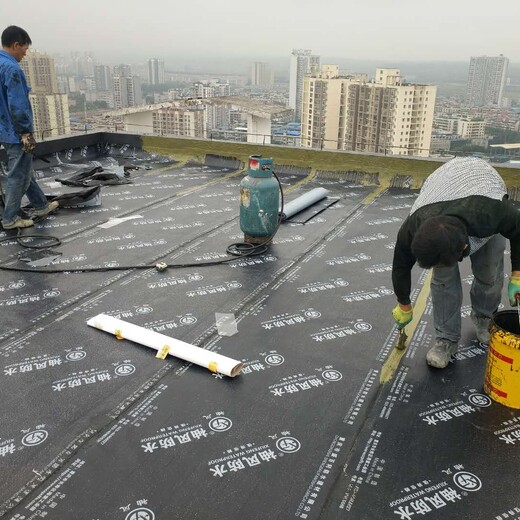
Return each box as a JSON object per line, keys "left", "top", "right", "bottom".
{"left": 426, "top": 339, "right": 458, "bottom": 368}
{"left": 471, "top": 313, "right": 491, "bottom": 344}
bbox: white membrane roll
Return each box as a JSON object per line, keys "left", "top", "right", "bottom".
{"left": 87, "top": 314, "right": 243, "bottom": 377}
{"left": 281, "top": 187, "right": 330, "bottom": 220}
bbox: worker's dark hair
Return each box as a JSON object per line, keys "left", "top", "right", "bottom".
{"left": 411, "top": 216, "right": 467, "bottom": 268}
{"left": 1, "top": 26, "right": 32, "bottom": 48}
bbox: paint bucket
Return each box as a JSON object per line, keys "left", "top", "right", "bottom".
{"left": 484, "top": 310, "right": 520, "bottom": 409}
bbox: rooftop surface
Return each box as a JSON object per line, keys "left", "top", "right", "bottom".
{"left": 0, "top": 134, "right": 519, "bottom": 520}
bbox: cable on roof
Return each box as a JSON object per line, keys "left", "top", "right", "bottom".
{"left": 0, "top": 171, "right": 285, "bottom": 274}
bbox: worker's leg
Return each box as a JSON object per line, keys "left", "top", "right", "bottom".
{"left": 469, "top": 235, "right": 505, "bottom": 343}
{"left": 431, "top": 263, "right": 462, "bottom": 343}
{"left": 1, "top": 144, "right": 47, "bottom": 226}
{"left": 470, "top": 234, "right": 505, "bottom": 318}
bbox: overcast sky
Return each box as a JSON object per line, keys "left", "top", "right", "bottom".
{"left": 1, "top": 0, "right": 519, "bottom": 65}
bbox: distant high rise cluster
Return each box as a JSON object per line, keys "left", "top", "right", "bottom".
{"left": 289, "top": 49, "right": 320, "bottom": 122}
{"left": 251, "top": 62, "right": 274, "bottom": 87}
{"left": 465, "top": 55, "right": 508, "bottom": 107}
{"left": 148, "top": 58, "right": 165, "bottom": 86}
{"left": 301, "top": 66, "right": 436, "bottom": 157}
{"left": 20, "top": 50, "right": 71, "bottom": 138}
{"left": 55, "top": 56, "right": 143, "bottom": 111}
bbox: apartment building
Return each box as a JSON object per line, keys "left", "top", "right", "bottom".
{"left": 30, "top": 94, "right": 70, "bottom": 138}
{"left": 192, "top": 81, "right": 231, "bottom": 130}
{"left": 434, "top": 115, "right": 485, "bottom": 139}
{"left": 251, "top": 62, "right": 274, "bottom": 87}
{"left": 152, "top": 107, "right": 206, "bottom": 138}
{"left": 302, "top": 67, "right": 436, "bottom": 157}
{"left": 20, "top": 50, "right": 70, "bottom": 137}
{"left": 148, "top": 58, "right": 165, "bottom": 85}
{"left": 113, "top": 75, "right": 142, "bottom": 109}
{"left": 465, "top": 55, "right": 509, "bottom": 107}
{"left": 434, "top": 115, "right": 459, "bottom": 133}
{"left": 289, "top": 49, "right": 320, "bottom": 123}
{"left": 94, "top": 65, "right": 113, "bottom": 91}
{"left": 457, "top": 118, "right": 486, "bottom": 139}
{"left": 20, "top": 50, "right": 58, "bottom": 94}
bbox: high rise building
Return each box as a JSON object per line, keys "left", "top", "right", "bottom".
{"left": 20, "top": 50, "right": 58, "bottom": 94}
{"left": 30, "top": 94, "right": 70, "bottom": 138}
{"left": 113, "top": 64, "right": 132, "bottom": 78}
{"left": 112, "top": 64, "right": 141, "bottom": 109}
{"left": 113, "top": 75, "right": 143, "bottom": 109}
{"left": 20, "top": 50, "right": 70, "bottom": 137}
{"left": 148, "top": 58, "right": 165, "bottom": 85}
{"left": 301, "top": 66, "right": 436, "bottom": 157}
{"left": 95, "top": 65, "right": 113, "bottom": 91}
{"left": 251, "top": 62, "right": 274, "bottom": 87}
{"left": 289, "top": 49, "right": 320, "bottom": 123}
{"left": 465, "top": 55, "right": 509, "bottom": 107}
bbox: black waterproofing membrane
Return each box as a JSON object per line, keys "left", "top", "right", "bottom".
{"left": 0, "top": 134, "right": 519, "bottom": 520}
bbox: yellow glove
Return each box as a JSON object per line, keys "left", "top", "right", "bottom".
{"left": 392, "top": 304, "right": 413, "bottom": 329}
{"left": 21, "top": 133, "right": 36, "bottom": 153}
{"left": 508, "top": 275, "right": 520, "bottom": 306}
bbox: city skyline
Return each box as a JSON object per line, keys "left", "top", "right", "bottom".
{"left": 1, "top": 0, "right": 519, "bottom": 64}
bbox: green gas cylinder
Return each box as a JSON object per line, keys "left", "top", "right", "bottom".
{"left": 240, "top": 155, "right": 280, "bottom": 244}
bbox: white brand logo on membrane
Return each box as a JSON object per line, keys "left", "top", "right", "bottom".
{"left": 420, "top": 391, "right": 491, "bottom": 426}
{"left": 388, "top": 465, "right": 481, "bottom": 519}
{"left": 207, "top": 431, "right": 301, "bottom": 478}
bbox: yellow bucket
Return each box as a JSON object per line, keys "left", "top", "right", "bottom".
{"left": 484, "top": 311, "right": 520, "bottom": 409}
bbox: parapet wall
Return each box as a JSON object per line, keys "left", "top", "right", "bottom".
{"left": 141, "top": 135, "right": 520, "bottom": 193}
{"left": 2, "top": 132, "right": 519, "bottom": 196}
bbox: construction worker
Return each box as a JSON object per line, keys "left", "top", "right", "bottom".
{"left": 391, "top": 157, "right": 520, "bottom": 368}
{"left": 0, "top": 25, "right": 58, "bottom": 229}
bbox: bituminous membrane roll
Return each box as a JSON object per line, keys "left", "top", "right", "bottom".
{"left": 281, "top": 188, "right": 330, "bottom": 220}
{"left": 87, "top": 314, "right": 243, "bottom": 377}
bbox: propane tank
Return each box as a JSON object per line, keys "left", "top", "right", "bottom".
{"left": 240, "top": 155, "right": 280, "bottom": 244}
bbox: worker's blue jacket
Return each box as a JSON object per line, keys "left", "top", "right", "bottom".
{"left": 0, "top": 50, "right": 33, "bottom": 144}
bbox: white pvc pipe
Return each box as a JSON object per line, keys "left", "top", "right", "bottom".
{"left": 87, "top": 314, "right": 243, "bottom": 377}
{"left": 281, "top": 187, "right": 330, "bottom": 220}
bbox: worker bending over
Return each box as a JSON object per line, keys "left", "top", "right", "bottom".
{"left": 391, "top": 157, "right": 520, "bottom": 368}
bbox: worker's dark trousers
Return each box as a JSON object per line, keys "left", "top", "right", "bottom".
{"left": 430, "top": 234, "right": 506, "bottom": 343}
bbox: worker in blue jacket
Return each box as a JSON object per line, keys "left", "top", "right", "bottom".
{"left": 0, "top": 25, "right": 58, "bottom": 229}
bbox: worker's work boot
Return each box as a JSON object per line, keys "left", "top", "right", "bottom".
{"left": 426, "top": 339, "right": 458, "bottom": 369}
{"left": 32, "top": 200, "right": 59, "bottom": 217}
{"left": 470, "top": 312, "right": 491, "bottom": 344}
{"left": 2, "top": 217, "right": 34, "bottom": 229}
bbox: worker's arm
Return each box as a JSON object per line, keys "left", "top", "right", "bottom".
{"left": 4, "top": 68, "right": 33, "bottom": 136}
{"left": 392, "top": 218, "right": 416, "bottom": 306}
{"left": 391, "top": 218, "right": 416, "bottom": 327}
{"left": 495, "top": 200, "right": 520, "bottom": 273}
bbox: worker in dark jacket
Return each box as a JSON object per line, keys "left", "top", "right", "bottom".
{"left": 0, "top": 25, "right": 58, "bottom": 229}
{"left": 392, "top": 157, "right": 520, "bottom": 368}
